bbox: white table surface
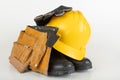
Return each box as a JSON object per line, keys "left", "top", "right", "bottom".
{"left": 0, "top": 0, "right": 120, "bottom": 80}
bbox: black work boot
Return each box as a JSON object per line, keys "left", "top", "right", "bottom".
{"left": 65, "top": 56, "right": 92, "bottom": 71}
{"left": 48, "top": 48, "right": 75, "bottom": 76}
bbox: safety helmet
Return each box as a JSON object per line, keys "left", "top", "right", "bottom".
{"left": 46, "top": 10, "right": 91, "bottom": 60}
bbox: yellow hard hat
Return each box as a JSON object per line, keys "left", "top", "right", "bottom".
{"left": 46, "top": 10, "right": 91, "bottom": 60}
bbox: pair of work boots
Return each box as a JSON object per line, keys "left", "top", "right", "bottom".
{"left": 48, "top": 48, "right": 92, "bottom": 76}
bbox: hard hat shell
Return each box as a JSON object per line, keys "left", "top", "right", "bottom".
{"left": 46, "top": 10, "right": 91, "bottom": 60}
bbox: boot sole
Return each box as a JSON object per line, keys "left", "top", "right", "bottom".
{"left": 75, "top": 65, "right": 92, "bottom": 71}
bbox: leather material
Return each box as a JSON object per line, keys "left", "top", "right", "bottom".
{"left": 34, "top": 5, "right": 72, "bottom": 26}
{"left": 9, "top": 42, "right": 32, "bottom": 73}
{"left": 65, "top": 57, "right": 92, "bottom": 71}
{"left": 48, "top": 48, "right": 75, "bottom": 76}
{"left": 29, "top": 26, "right": 59, "bottom": 47}
{"left": 9, "top": 26, "right": 52, "bottom": 75}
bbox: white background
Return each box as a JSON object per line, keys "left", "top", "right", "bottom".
{"left": 0, "top": 0, "right": 120, "bottom": 80}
